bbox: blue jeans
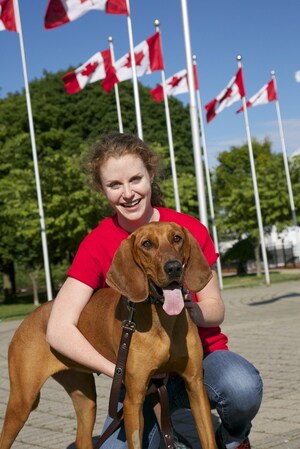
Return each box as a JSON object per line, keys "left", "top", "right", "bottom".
{"left": 98, "top": 351, "right": 263, "bottom": 449}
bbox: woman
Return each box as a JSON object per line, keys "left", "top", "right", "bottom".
{"left": 46, "top": 133, "right": 263, "bottom": 449}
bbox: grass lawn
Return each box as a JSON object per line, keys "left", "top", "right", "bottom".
{"left": 0, "top": 270, "right": 299, "bottom": 322}
{"left": 0, "top": 291, "right": 48, "bottom": 322}
{"left": 0, "top": 303, "right": 38, "bottom": 321}
{"left": 222, "top": 270, "right": 299, "bottom": 289}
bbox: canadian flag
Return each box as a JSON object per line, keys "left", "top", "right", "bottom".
{"left": 45, "top": 0, "right": 128, "bottom": 30}
{"left": 102, "top": 32, "right": 164, "bottom": 92}
{"left": 0, "top": 0, "right": 17, "bottom": 32}
{"left": 150, "top": 66, "right": 199, "bottom": 102}
{"left": 236, "top": 79, "right": 277, "bottom": 113}
{"left": 62, "top": 48, "right": 112, "bottom": 94}
{"left": 205, "top": 68, "right": 245, "bottom": 123}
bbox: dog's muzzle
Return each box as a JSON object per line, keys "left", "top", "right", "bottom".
{"left": 164, "top": 260, "right": 183, "bottom": 280}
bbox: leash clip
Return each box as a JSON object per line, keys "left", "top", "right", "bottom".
{"left": 122, "top": 320, "right": 136, "bottom": 332}
{"left": 182, "top": 286, "right": 193, "bottom": 302}
{"left": 126, "top": 300, "right": 136, "bottom": 322}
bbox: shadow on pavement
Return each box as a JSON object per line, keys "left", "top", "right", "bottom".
{"left": 249, "top": 292, "right": 299, "bottom": 306}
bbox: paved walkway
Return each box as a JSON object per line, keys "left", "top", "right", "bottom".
{"left": 1, "top": 278, "right": 300, "bottom": 449}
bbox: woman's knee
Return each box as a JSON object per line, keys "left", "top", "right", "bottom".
{"left": 203, "top": 351, "right": 263, "bottom": 417}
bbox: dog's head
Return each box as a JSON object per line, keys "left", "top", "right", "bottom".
{"left": 106, "top": 222, "right": 212, "bottom": 314}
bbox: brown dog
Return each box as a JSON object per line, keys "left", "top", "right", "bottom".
{"left": 0, "top": 221, "right": 217, "bottom": 449}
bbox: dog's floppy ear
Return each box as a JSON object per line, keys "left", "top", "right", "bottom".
{"left": 106, "top": 236, "right": 149, "bottom": 302}
{"left": 182, "top": 227, "right": 212, "bottom": 292}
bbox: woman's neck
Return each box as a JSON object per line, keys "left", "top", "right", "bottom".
{"left": 117, "top": 207, "right": 160, "bottom": 233}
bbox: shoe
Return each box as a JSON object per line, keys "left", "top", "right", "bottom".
{"left": 236, "top": 439, "right": 251, "bottom": 449}
{"left": 215, "top": 427, "right": 226, "bottom": 449}
{"left": 215, "top": 426, "right": 251, "bottom": 449}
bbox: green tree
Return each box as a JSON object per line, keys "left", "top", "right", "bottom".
{"left": 153, "top": 141, "right": 198, "bottom": 216}
{"left": 212, "top": 138, "right": 300, "bottom": 274}
{"left": 0, "top": 70, "right": 194, "bottom": 299}
{"left": 290, "top": 153, "right": 300, "bottom": 221}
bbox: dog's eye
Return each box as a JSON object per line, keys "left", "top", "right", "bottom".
{"left": 142, "top": 240, "right": 152, "bottom": 248}
{"left": 173, "top": 235, "right": 182, "bottom": 243}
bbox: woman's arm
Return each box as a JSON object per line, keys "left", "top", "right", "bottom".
{"left": 46, "top": 277, "right": 115, "bottom": 377}
{"left": 185, "top": 270, "right": 225, "bottom": 328}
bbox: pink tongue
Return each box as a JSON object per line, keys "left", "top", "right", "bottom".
{"left": 162, "top": 287, "right": 184, "bottom": 316}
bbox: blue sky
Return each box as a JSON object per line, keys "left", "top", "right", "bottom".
{"left": 1, "top": 0, "right": 300, "bottom": 168}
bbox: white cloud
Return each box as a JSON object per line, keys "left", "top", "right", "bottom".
{"left": 206, "top": 117, "right": 300, "bottom": 168}
{"left": 254, "top": 118, "right": 300, "bottom": 157}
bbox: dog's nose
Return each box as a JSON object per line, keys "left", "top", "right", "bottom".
{"left": 164, "top": 260, "right": 182, "bottom": 278}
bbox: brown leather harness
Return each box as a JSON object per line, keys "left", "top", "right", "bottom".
{"left": 93, "top": 299, "right": 176, "bottom": 449}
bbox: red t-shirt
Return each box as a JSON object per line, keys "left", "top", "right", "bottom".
{"left": 68, "top": 207, "right": 228, "bottom": 354}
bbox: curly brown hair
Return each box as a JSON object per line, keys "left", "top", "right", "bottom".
{"left": 86, "top": 133, "right": 165, "bottom": 207}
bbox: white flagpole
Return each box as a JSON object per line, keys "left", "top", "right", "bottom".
{"left": 125, "top": 0, "right": 143, "bottom": 139}
{"left": 13, "top": 0, "right": 53, "bottom": 300}
{"left": 154, "top": 20, "right": 180, "bottom": 212}
{"left": 237, "top": 56, "right": 270, "bottom": 285}
{"left": 180, "top": 0, "right": 208, "bottom": 226}
{"left": 271, "top": 71, "right": 298, "bottom": 227}
{"left": 108, "top": 36, "right": 123, "bottom": 133}
{"left": 193, "top": 56, "right": 223, "bottom": 289}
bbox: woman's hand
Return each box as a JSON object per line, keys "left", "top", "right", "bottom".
{"left": 184, "top": 300, "right": 203, "bottom": 326}
{"left": 185, "top": 270, "right": 225, "bottom": 327}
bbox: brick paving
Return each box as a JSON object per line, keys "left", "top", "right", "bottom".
{"left": 0, "top": 278, "right": 300, "bottom": 449}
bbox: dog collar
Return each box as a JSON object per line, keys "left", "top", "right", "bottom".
{"left": 146, "top": 295, "right": 164, "bottom": 305}
{"left": 146, "top": 282, "right": 190, "bottom": 306}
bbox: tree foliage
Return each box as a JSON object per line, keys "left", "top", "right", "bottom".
{"left": 1, "top": 69, "right": 299, "bottom": 292}
{"left": 0, "top": 70, "right": 194, "bottom": 291}
{"left": 211, "top": 138, "right": 300, "bottom": 272}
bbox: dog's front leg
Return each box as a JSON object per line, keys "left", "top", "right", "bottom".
{"left": 123, "top": 378, "right": 148, "bottom": 449}
{"left": 183, "top": 372, "right": 217, "bottom": 449}
{"left": 123, "top": 390, "right": 144, "bottom": 449}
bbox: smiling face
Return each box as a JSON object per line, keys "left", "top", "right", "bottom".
{"left": 99, "top": 154, "right": 156, "bottom": 232}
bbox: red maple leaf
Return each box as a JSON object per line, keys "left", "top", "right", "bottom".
{"left": 124, "top": 51, "right": 144, "bottom": 68}
{"left": 168, "top": 76, "right": 183, "bottom": 88}
{"left": 219, "top": 87, "right": 233, "bottom": 103}
{"left": 81, "top": 62, "right": 99, "bottom": 77}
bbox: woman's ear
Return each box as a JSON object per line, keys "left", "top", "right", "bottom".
{"left": 182, "top": 227, "right": 212, "bottom": 292}
{"left": 106, "top": 235, "right": 149, "bottom": 301}
{"left": 150, "top": 172, "right": 155, "bottom": 183}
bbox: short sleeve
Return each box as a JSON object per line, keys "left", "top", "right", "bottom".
{"left": 67, "top": 233, "right": 105, "bottom": 290}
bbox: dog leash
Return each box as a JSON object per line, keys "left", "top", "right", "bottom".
{"left": 93, "top": 300, "right": 176, "bottom": 449}
{"left": 149, "top": 375, "right": 175, "bottom": 449}
{"left": 109, "top": 318, "right": 136, "bottom": 418}
{"left": 94, "top": 303, "right": 136, "bottom": 449}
